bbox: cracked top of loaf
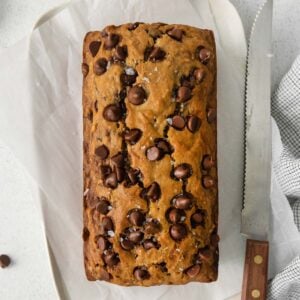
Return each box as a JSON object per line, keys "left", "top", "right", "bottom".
{"left": 82, "top": 22, "right": 218, "bottom": 286}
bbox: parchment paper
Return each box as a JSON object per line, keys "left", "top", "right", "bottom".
{"left": 0, "top": 0, "right": 300, "bottom": 299}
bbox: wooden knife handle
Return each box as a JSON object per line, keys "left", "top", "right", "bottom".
{"left": 241, "top": 239, "right": 269, "bottom": 300}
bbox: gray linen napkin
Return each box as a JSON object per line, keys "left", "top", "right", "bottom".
{"left": 268, "top": 55, "right": 300, "bottom": 299}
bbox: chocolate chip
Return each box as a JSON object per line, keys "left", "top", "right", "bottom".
{"left": 149, "top": 47, "right": 166, "bottom": 61}
{"left": 128, "top": 22, "right": 141, "bottom": 30}
{"left": 145, "top": 182, "right": 161, "bottom": 202}
{"left": 167, "top": 28, "right": 183, "bottom": 41}
{"left": 89, "top": 41, "right": 101, "bottom": 57}
{"left": 202, "top": 155, "right": 215, "bottom": 170}
{"left": 134, "top": 267, "right": 150, "bottom": 280}
{"left": 128, "top": 210, "right": 145, "bottom": 226}
{"left": 82, "top": 227, "right": 90, "bottom": 241}
{"left": 111, "top": 152, "right": 124, "bottom": 167}
{"left": 103, "top": 104, "right": 122, "bottom": 122}
{"left": 194, "top": 68, "right": 205, "bottom": 83}
{"left": 128, "top": 86, "right": 146, "bottom": 105}
{"left": 169, "top": 115, "right": 185, "bottom": 130}
{"left": 156, "top": 262, "right": 168, "bottom": 273}
{"left": 0, "top": 255, "right": 11, "bottom": 268}
{"left": 177, "top": 86, "right": 192, "bottom": 103}
{"left": 120, "top": 73, "right": 137, "bottom": 86}
{"left": 198, "top": 248, "right": 212, "bottom": 262}
{"left": 144, "top": 220, "right": 161, "bottom": 234}
{"left": 173, "top": 163, "right": 192, "bottom": 180}
{"left": 82, "top": 63, "right": 89, "bottom": 77}
{"left": 102, "top": 250, "right": 120, "bottom": 267}
{"left": 155, "top": 139, "right": 172, "bottom": 154}
{"left": 169, "top": 224, "right": 187, "bottom": 241}
{"left": 128, "top": 230, "right": 144, "bottom": 243}
{"left": 99, "top": 269, "right": 111, "bottom": 281}
{"left": 120, "top": 239, "right": 134, "bottom": 250}
{"left": 191, "top": 211, "right": 204, "bottom": 227}
{"left": 127, "top": 168, "right": 140, "bottom": 185}
{"left": 202, "top": 175, "right": 215, "bottom": 188}
{"left": 146, "top": 146, "right": 163, "bottom": 161}
{"left": 97, "top": 236, "right": 111, "bottom": 252}
{"left": 207, "top": 108, "right": 216, "bottom": 123}
{"left": 174, "top": 194, "right": 193, "bottom": 210}
{"left": 187, "top": 115, "right": 201, "bottom": 133}
{"left": 124, "top": 129, "right": 142, "bottom": 144}
{"left": 96, "top": 198, "right": 111, "bottom": 215}
{"left": 102, "top": 216, "right": 114, "bottom": 232}
{"left": 115, "top": 167, "right": 125, "bottom": 183}
{"left": 199, "top": 48, "right": 211, "bottom": 64}
{"left": 104, "top": 172, "right": 118, "bottom": 189}
{"left": 100, "top": 165, "right": 112, "bottom": 179}
{"left": 185, "top": 264, "right": 201, "bottom": 278}
{"left": 143, "top": 238, "right": 159, "bottom": 250}
{"left": 95, "top": 145, "right": 109, "bottom": 160}
{"left": 114, "top": 45, "right": 127, "bottom": 61}
{"left": 94, "top": 58, "right": 108, "bottom": 75}
{"left": 211, "top": 233, "right": 220, "bottom": 247}
{"left": 166, "top": 208, "right": 185, "bottom": 224}
{"left": 104, "top": 33, "right": 119, "bottom": 49}
{"left": 147, "top": 28, "right": 162, "bottom": 39}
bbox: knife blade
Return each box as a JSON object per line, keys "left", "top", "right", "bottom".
{"left": 241, "top": 0, "right": 273, "bottom": 299}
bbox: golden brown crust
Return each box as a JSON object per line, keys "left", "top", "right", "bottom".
{"left": 82, "top": 23, "right": 218, "bottom": 286}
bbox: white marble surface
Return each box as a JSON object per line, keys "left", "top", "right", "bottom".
{"left": 0, "top": 1, "right": 299, "bottom": 299}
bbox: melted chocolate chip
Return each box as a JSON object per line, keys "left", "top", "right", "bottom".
{"left": 82, "top": 227, "right": 90, "bottom": 241}
{"left": 167, "top": 28, "right": 183, "bottom": 41}
{"left": 89, "top": 41, "right": 101, "bottom": 57}
{"left": 149, "top": 47, "right": 166, "bottom": 61}
{"left": 127, "top": 168, "right": 140, "bottom": 185}
{"left": 174, "top": 194, "right": 193, "bottom": 210}
{"left": 185, "top": 264, "right": 201, "bottom": 277}
{"left": 103, "top": 104, "right": 122, "bottom": 122}
{"left": 202, "top": 155, "right": 215, "bottom": 170}
{"left": 147, "top": 28, "right": 162, "bottom": 39}
{"left": 173, "top": 164, "right": 192, "bottom": 180}
{"left": 115, "top": 167, "right": 125, "bottom": 183}
{"left": 134, "top": 267, "right": 150, "bottom": 280}
{"left": 146, "top": 146, "right": 163, "bottom": 161}
{"left": 120, "top": 73, "right": 137, "bottom": 86}
{"left": 94, "top": 58, "right": 108, "bottom": 75}
{"left": 207, "top": 108, "right": 216, "bottom": 123}
{"left": 95, "top": 145, "right": 109, "bottom": 160}
{"left": 96, "top": 198, "right": 111, "bottom": 215}
{"left": 169, "top": 224, "right": 188, "bottom": 241}
{"left": 102, "top": 250, "right": 120, "bottom": 267}
{"left": 194, "top": 68, "right": 205, "bottom": 83}
{"left": 199, "top": 48, "right": 211, "bottom": 64}
{"left": 144, "top": 220, "right": 161, "bottom": 234}
{"left": 102, "top": 216, "right": 114, "bottom": 232}
{"left": 114, "top": 45, "right": 128, "bottom": 61}
{"left": 111, "top": 152, "right": 124, "bottom": 167}
{"left": 166, "top": 208, "right": 185, "bottom": 224}
{"left": 141, "top": 182, "right": 161, "bottom": 202}
{"left": 104, "top": 33, "right": 119, "bottom": 49}
{"left": 82, "top": 63, "right": 89, "bottom": 77}
{"left": 155, "top": 138, "right": 173, "bottom": 154}
{"left": 124, "top": 128, "right": 142, "bottom": 145}
{"left": 143, "top": 238, "right": 159, "bottom": 250}
{"left": 128, "top": 210, "right": 145, "bottom": 226}
{"left": 97, "top": 236, "right": 111, "bottom": 252}
{"left": 120, "top": 239, "right": 134, "bottom": 250}
{"left": 100, "top": 165, "right": 112, "bottom": 179}
{"left": 191, "top": 210, "right": 204, "bottom": 227}
{"left": 104, "top": 172, "right": 118, "bottom": 189}
{"left": 202, "top": 175, "right": 215, "bottom": 188}
{"left": 128, "top": 230, "right": 144, "bottom": 243}
{"left": 169, "top": 115, "right": 185, "bottom": 130}
{"left": 128, "top": 22, "right": 141, "bottom": 31}
{"left": 198, "top": 248, "right": 212, "bottom": 262}
{"left": 177, "top": 86, "right": 192, "bottom": 103}
{"left": 99, "top": 269, "right": 111, "bottom": 281}
{"left": 187, "top": 115, "right": 201, "bottom": 133}
{"left": 128, "top": 86, "right": 146, "bottom": 105}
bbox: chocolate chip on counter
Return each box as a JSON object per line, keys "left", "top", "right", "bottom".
{"left": 115, "top": 167, "right": 125, "bottom": 183}
{"left": 202, "top": 155, "right": 215, "bottom": 170}
{"left": 177, "top": 86, "right": 192, "bottom": 103}
{"left": 174, "top": 194, "right": 193, "bottom": 210}
{"left": 82, "top": 63, "right": 89, "bottom": 77}
{"left": 128, "top": 22, "right": 141, "bottom": 31}
{"left": 207, "top": 108, "right": 216, "bottom": 123}
{"left": 89, "top": 41, "right": 101, "bottom": 57}
{"left": 95, "top": 145, "right": 109, "bottom": 160}
{"left": 97, "top": 236, "right": 111, "bottom": 252}
{"left": 127, "top": 168, "right": 140, "bottom": 185}
{"left": 167, "top": 28, "right": 183, "bottom": 41}
{"left": 120, "top": 239, "right": 135, "bottom": 250}
{"left": 155, "top": 138, "right": 173, "bottom": 154}
{"left": 128, "top": 86, "right": 147, "bottom": 105}
{"left": 199, "top": 47, "right": 211, "bottom": 64}
{"left": 202, "top": 175, "right": 215, "bottom": 188}
{"left": 128, "top": 230, "right": 144, "bottom": 243}
{"left": 142, "top": 182, "right": 161, "bottom": 202}
{"left": 187, "top": 115, "right": 201, "bottom": 133}
{"left": 143, "top": 238, "right": 159, "bottom": 250}
{"left": 94, "top": 58, "right": 108, "bottom": 75}
{"left": 0, "top": 255, "right": 11, "bottom": 268}
{"left": 102, "top": 250, "right": 120, "bottom": 267}
{"left": 144, "top": 220, "right": 161, "bottom": 234}
{"left": 82, "top": 227, "right": 90, "bottom": 241}
{"left": 168, "top": 115, "right": 185, "bottom": 130}
{"left": 104, "top": 33, "right": 119, "bottom": 49}
{"left": 111, "top": 152, "right": 125, "bottom": 167}
{"left": 194, "top": 68, "right": 205, "bottom": 83}
{"left": 185, "top": 264, "right": 201, "bottom": 278}
{"left": 169, "top": 224, "right": 188, "bottom": 241}
{"left": 149, "top": 47, "right": 166, "bottom": 61}
{"left": 104, "top": 172, "right": 118, "bottom": 189}
{"left": 133, "top": 267, "right": 150, "bottom": 280}
{"left": 128, "top": 210, "right": 145, "bottom": 226}
{"left": 114, "top": 45, "right": 128, "bottom": 61}
{"left": 173, "top": 163, "right": 192, "bottom": 180}
{"left": 100, "top": 165, "right": 112, "bottom": 179}
{"left": 102, "top": 216, "right": 114, "bottom": 232}
{"left": 146, "top": 146, "right": 163, "bottom": 161}
{"left": 96, "top": 197, "right": 111, "bottom": 215}
{"left": 210, "top": 233, "right": 220, "bottom": 247}
{"left": 120, "top": 73, "right": 137, "bottom": 86}
{"left": 103, "top": 104, "right": 122, "bottom": 122}
{"left": 124, "top": 129, "right": 142, "bottom": 145}
{"left": 198, "top": 248, "right": 212, "bottom": 262}
{"left": 166, "top": 208, "right": 185, "bottom": 224}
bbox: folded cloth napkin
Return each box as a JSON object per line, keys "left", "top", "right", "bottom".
{"left": 268, "top": 55, "right": 300, "bottom": 299}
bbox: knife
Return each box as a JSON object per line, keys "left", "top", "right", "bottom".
{"left": 241, "top": 0, "right": 273, "bottom": 299}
